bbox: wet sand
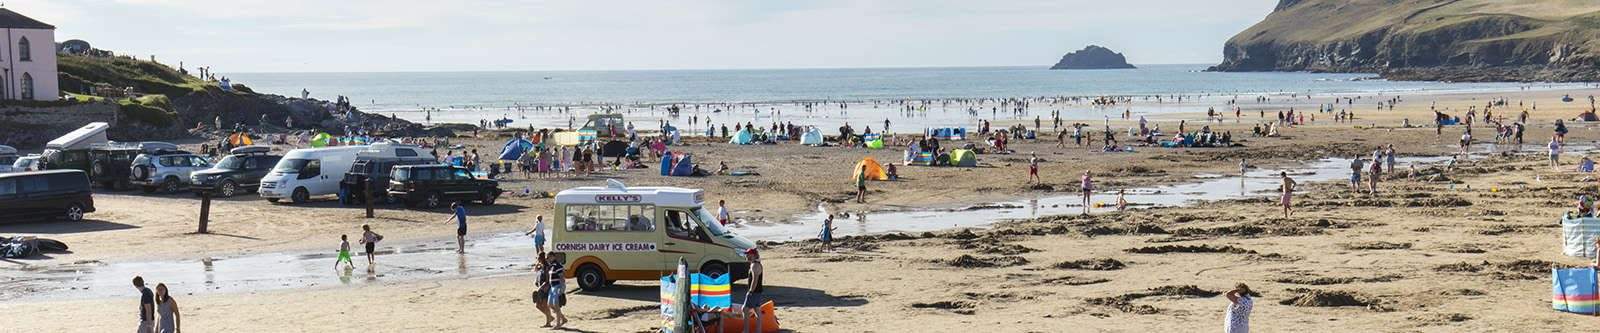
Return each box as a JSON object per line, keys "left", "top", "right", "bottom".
{"left": 4, "top": 87, "right": 1600, "bottom": 331}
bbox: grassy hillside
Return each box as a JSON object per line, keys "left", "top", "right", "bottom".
{"left": 56, "top": 54, "right": 209, "bottom": 97}
{"left": 1214, "top": 0, "right": 1600, "bottom": 81}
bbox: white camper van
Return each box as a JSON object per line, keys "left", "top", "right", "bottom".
{"left": 260, "top": 146, "right": 368, "bottom": 203}
{"left": 551, "top": 180, "right": 757, "bottom": 291}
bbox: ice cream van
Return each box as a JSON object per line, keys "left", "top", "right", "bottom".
{"left": 552, "top": 180, "right": 755, "bottom": 291}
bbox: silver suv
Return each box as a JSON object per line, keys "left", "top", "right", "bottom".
{"left": 131, "top": 153, "right": 212, "bottom": 193}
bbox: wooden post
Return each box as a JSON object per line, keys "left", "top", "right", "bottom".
{"left": 364, "top": 176, "right": 375, "bottom": 218}
{"left": 197, "top": 191, "right": 211, "bottom": 234}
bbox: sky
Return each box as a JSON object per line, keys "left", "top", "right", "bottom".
{"left": 15, "top": 0, "right": 1278, "bottom": 73}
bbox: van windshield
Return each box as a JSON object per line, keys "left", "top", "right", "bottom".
{"left": 692, "top": 207, "right": 729, "bottom": 237}
{"left": 274, "top": 158, "right": 310, "bottom": 173}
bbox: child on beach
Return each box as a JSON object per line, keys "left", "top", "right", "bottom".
{"left": 856, "top": 165, "right": 868, "bottom": 203}
{"left": 1080, "top": 171, "right": 1094, "bottom": 215}
{"left": 360, "top": 224, "right": 383, "bottom": 269}
{"left": 334, "top": 235, "right": 354, "bottom": 270}
{"left": 525, "top": 215, "right": 547, "bottom": 256}
{"left": 819, "top": 215, "right": 837, "bottom": 249}
{"left": 1116, "top": 189, "right": 1127, "bottom": 212}
{"left": 447, "top": 202, "right": 468, "bottom": 254}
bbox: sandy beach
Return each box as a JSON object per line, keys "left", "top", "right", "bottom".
{"left": 6, "top": 87, "right": 1600, "bottom": 332}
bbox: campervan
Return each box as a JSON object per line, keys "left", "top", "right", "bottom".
{"left": 259, "top": 146, "right": 367, "bottom": 204}
{"left": 550, "top": 180, "right": 755, "bottom": 291}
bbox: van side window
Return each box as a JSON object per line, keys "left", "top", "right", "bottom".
{"left": 664, "top": 210, "right": 697, "bottom": 240}
{"left": 396, "top": 149, "right": 417, "bottom": 157}
{"left": 0, "top": 179, "right": 15, "bottom": 195}
{"left": 298, "top": 160, "right": 322, "bottom": 180}
{"left": 565, "top": 204, "right": 655, "bottom": 232}
{"left": 243, "top": 157, "right": 259, "bottom": 170}
{"left": 191, "top": 156, "right": 211, "bottom": 168}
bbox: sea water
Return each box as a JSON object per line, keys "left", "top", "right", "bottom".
{"left": 230, "top": 65, "right": 1587, "bottom": 130}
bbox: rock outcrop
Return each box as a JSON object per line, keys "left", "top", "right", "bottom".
{"left": 1210, "top": 0, "right": 1600, "bottom": 82}
{"left": 1051, "top": 45, "right": 1136, "bottom": 70}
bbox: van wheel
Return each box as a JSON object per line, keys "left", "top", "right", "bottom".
{"left": 576, "top": 264, "right": 606, "bottom": 292}
{"left": 63, "top": 203, "right": 86, "bottom": 222}
{"left": 161, "top": 177, "right": 181, "bottom": 194}
{"left": 292, "top": 187, "right": 310, "bottom": 204}
{"left": 219, "top": 180, "right": 238, "bottom": 197}
{"left": 424, "top": 192, "right": 443, "bottom": 209}
{"left": 479, "top": 190, "right": 497, "bottom": 205}
{"left": 700, "top": 262, "right": 728, "bottom": 279}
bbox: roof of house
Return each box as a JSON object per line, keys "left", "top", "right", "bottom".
{"left": 0, "top": 8, "right": 54, "bottom": 30}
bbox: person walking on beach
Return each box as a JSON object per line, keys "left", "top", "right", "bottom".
{"left": 334, "top": 235, "right": 355, "bottom": 270}
{"left": 447, "top": 202, "right": 468, "bottom": 254}
{"left": 1369, "top": 149, "right": 1384, "bottom": 194}
{"left": 525, "top": 215, "right": 547, "bottom": 256}
{"left": 1027, "top": 153, "right": 1041, "bottom": 184}
{"left": 1116, "top": 189, "right": 1128, "bottom": 212}
{"left": 1348, "top": 156, "right": 1364, "bottom": 192}
{"left": 1459, "top": 127, "right": 1473, "bottom": 157}
{"left": 134, "top": 276, "right": 156, "bottom": 333}
{"left": 1280, "top": 172, "right": 1297, "bottom": 218}
{"left": 360, "top": 224, "right": 383, "bottom": 269}
{"left": 154, "top": 283, "right": 182, "bottom": 333}
{"left": 532, "top": 252, "right": 555, "bottom": 327}
{"left": 1080, "top": 171, "right": 1094, "bottom": 215}
{"left": 1224, "top": 283, "right": 1254, "bottom": 333}
{"left": 856, "top": 164, "right": 868, "bottom": 203}
{"left": 545, "top": 254, "right": 569, "bottom": 329}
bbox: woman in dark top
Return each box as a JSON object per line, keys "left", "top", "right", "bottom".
{"left": 532, "top": 253, "right": 554, "bottom": 327}
{"left": 546, "top": 255, "right": 569, "bottom": 329}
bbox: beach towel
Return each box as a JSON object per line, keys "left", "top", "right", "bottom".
{"left": 1553, "top": 267, "right": 1599, "bottom": 314}
{"left": 1562, "top": 216, "right": 1600, "bottom": 258}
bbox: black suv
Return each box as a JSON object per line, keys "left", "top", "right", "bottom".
{"left": 0, "top": 170, "right": 96, "bottom": 222}
{"left": 340, "top": 156, "right": 434, "bottom": 205}
{"left": 388, "top": 165, "right": 502, "bottom": 209}
{"left": 43, "top": 146, "right": 141, "bottom": 190}
{"left": 190, "top": 146, "right": 282, "bottom": 197}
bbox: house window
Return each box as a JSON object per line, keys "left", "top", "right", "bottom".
{"left": 17, "top": 37, "right": 29, "bottom": 62}
{"left": 21, "top": 73, "right": 33, "bottom": 100}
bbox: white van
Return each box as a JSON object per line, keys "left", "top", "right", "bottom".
{"left": 260, "top": 146, "right": 368, "bottom": 203}
{"left": 551, "top": 180, "right": 757, "bottom": 291}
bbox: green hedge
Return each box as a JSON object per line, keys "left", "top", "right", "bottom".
{"left": 118, "top": 97, "right": 177, "bottom": 128}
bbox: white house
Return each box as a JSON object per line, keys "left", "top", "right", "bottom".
{"left": 0, "top": 8, "right": 57, "bottom": 101}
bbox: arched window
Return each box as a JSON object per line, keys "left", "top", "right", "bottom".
{"left": 21, "top": 72, "right": 33, "bottom": 100}
{"left": 17, "top": 37, "right": 29, "bottom": 62}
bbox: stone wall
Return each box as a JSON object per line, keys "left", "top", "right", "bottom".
{"left": 0, "top": 101, "right": 117, "bottom": 150}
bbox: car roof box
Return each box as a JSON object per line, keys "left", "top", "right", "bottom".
{"left": 230, "top": 145, "right": 272, "bottom": 155}
{"left": 45, "top": 122, "right": 110, "bottom": 150}
{"left": 138, "top": 142, "right": 179, "bottom": 153}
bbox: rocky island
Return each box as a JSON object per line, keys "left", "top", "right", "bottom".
{"left": 1210, "top": 0, "right": 1600, "bottom": 82}
{"left": 1050, "top": 45, "right": 1136, "bottom": 70}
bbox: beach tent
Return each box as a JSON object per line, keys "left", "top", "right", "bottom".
{"left": 1553, "top": 267, "right": 1599, "bottom": 314}
{"left": 601, "top": 140, "right": 629, "bottom": 158}
{"left": 660, "top": 152, "right": 697, "bottom": 177}
{"left": 227, "top": 132, "right": 254, "bottom": 146}
{"left": 853, "top": 157, "right": 888, "bottom": 181}
{"left": 800, "top": 127, "right": 824, "bottom": 146}
{"left": 729, "top": 129, "right": 753, "bottom": 145}
{"left": 863, "top": 134, "right": 884, "bottom": 149}
{"left": 928, "top": 127, "right": 966, "bottom": 140}
{"left": 498, "top": 137, "right": 533, "bottom": 161}
{"left": 949, "top": 149, "right": 978, "bottom": 167}
{"left": 1562, "top": 216, "right": 1600, "bottom": 258}
{"left": 309, "top": 132, "right": 333, "bottom": 147}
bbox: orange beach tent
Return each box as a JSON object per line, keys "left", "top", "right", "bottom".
{"left": 854, "top": 156, "right": 888, "bottom": 181}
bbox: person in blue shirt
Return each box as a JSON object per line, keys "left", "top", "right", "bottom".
{"left": 446, "top": 202, "right": 468, "bottom": 254}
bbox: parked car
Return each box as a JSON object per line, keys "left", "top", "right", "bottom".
{"left": 388, "top": 164, "right": 502, "bottom": 209}
{"left": 11, "top": 154, "right": 42, "bottom": 173}
{"left": 190, "top": 146, "right": 281, "bottom": 197}
{"left": 131, "top": 152, "right": 211, "bottom": 193}
{"left": 340, "top": 143, "right": 434, "bottom": 205}
{"left": 0, "top": 145, "right": 17, "bottom": 173}
{"left": 0, "top": 170, "right": 96, "bottom": 222}
{"left": 260, "top": 146, "right": 367, "bottom": 204}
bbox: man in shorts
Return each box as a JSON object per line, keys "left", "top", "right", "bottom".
{"left": 447, "top": 202, "right": 468, "bottom": 254}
